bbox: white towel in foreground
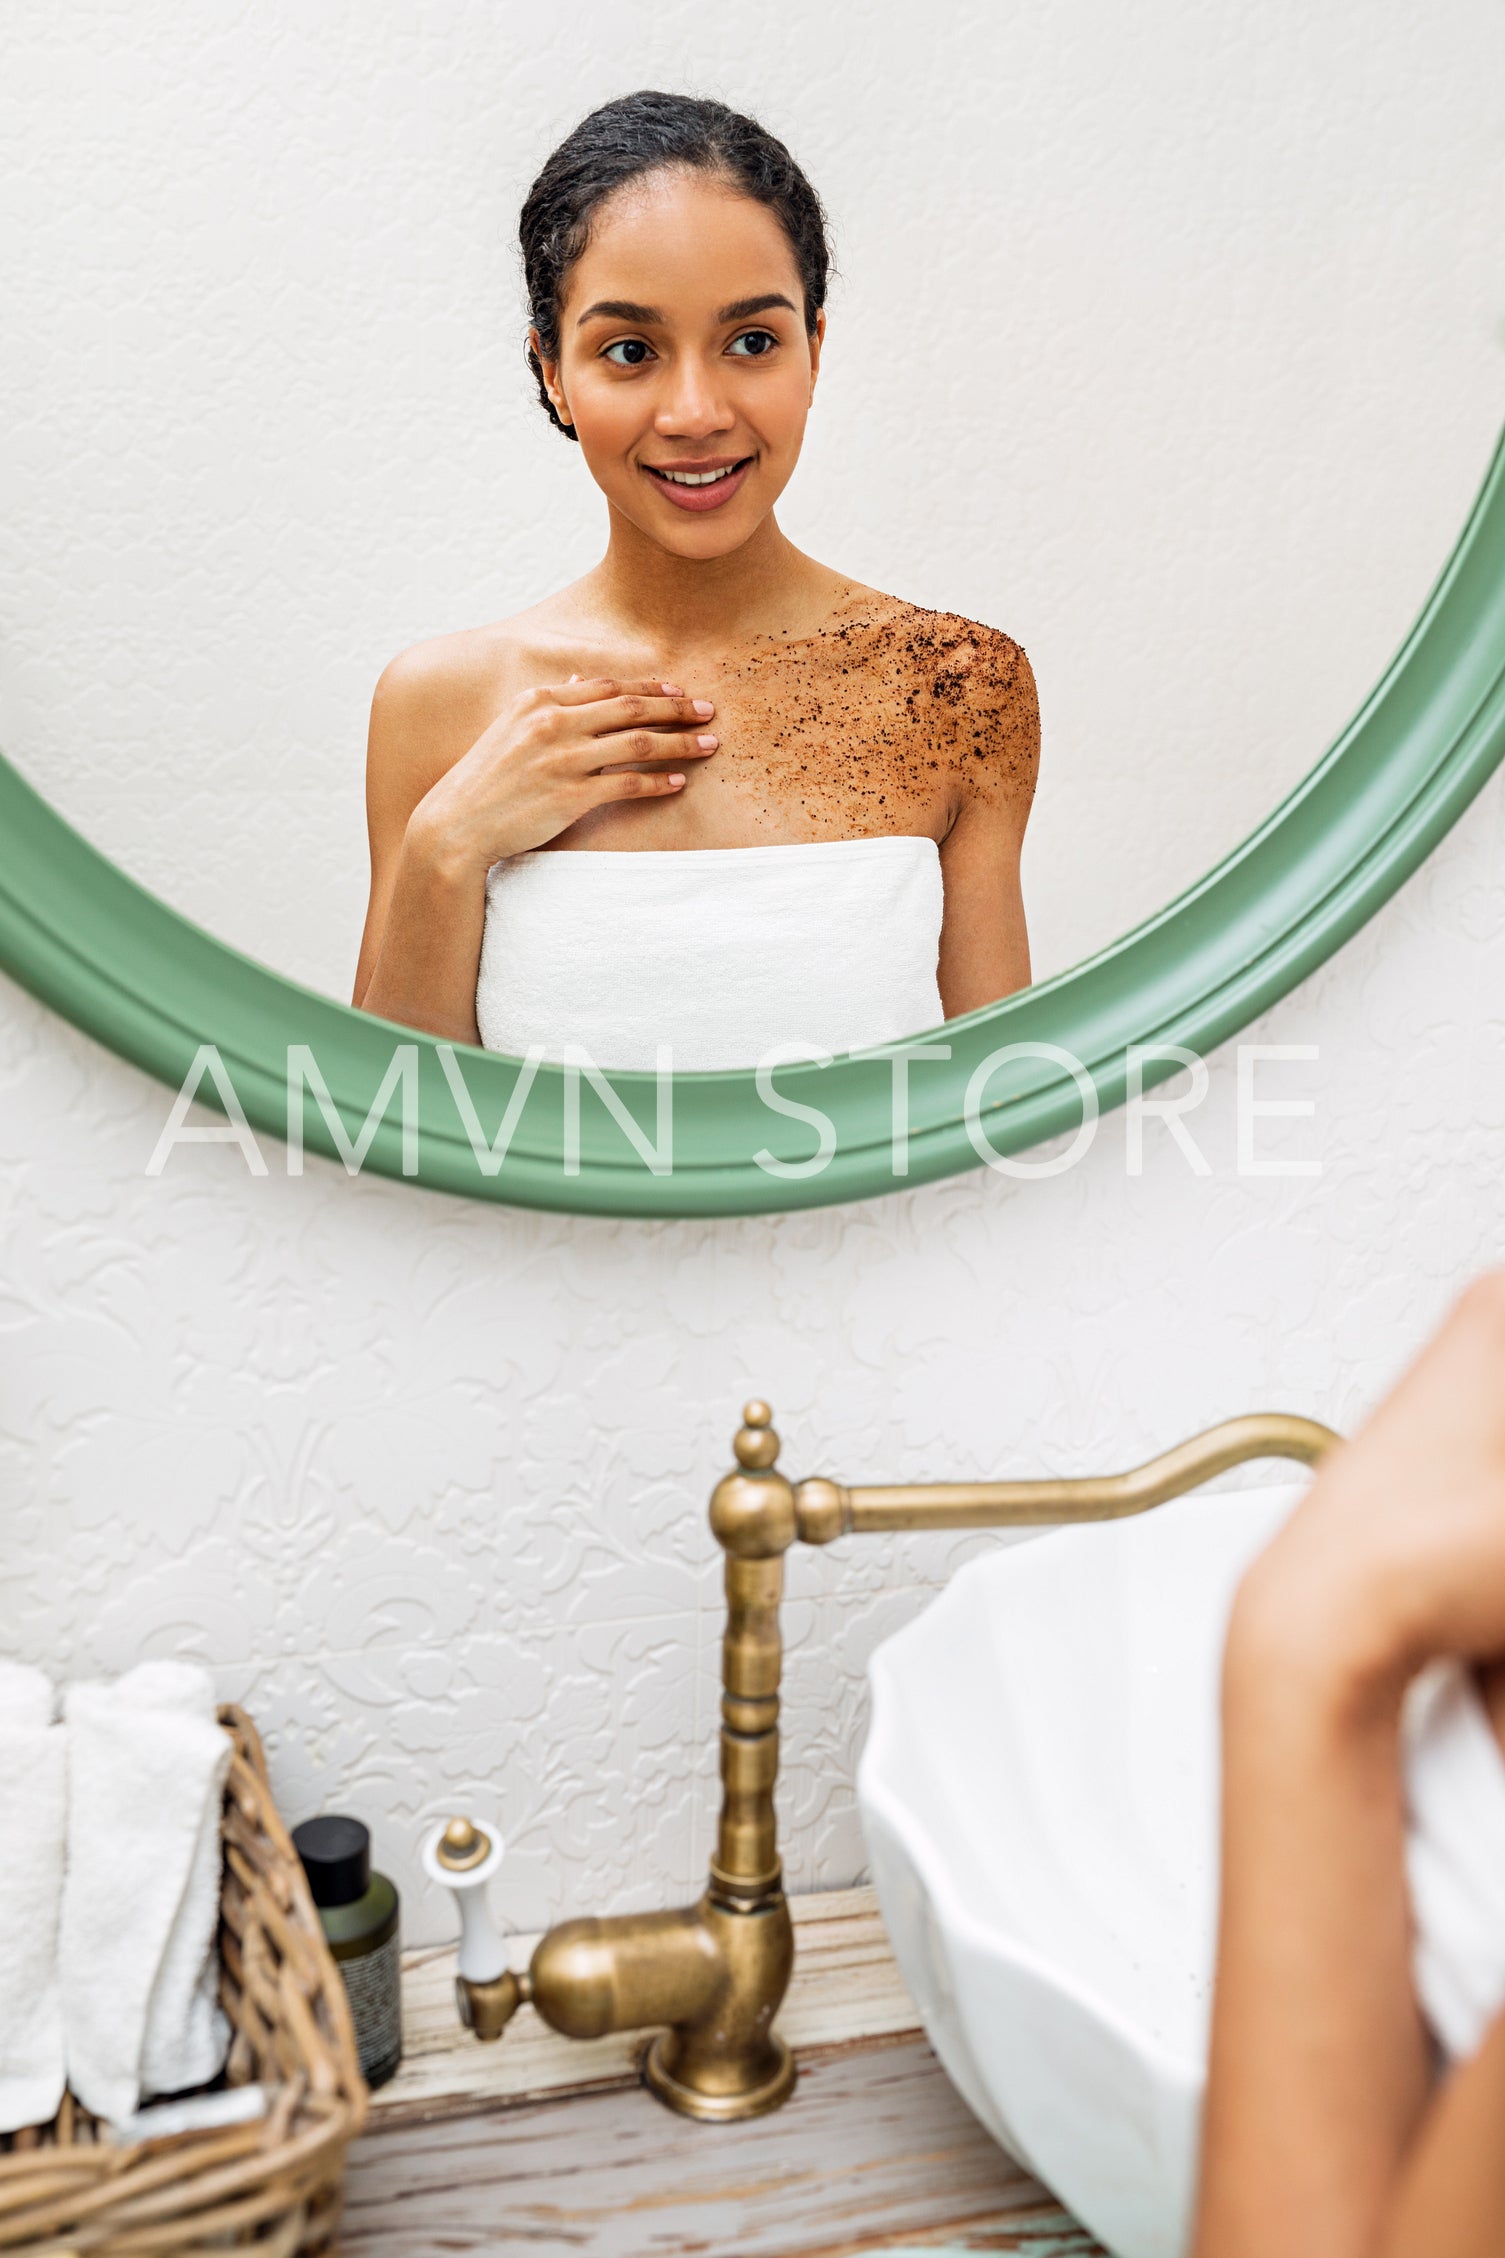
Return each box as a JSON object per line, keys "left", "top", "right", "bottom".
{"left": 60, "top": 1661, "right": 231, "bottom": 2123}
{"left": 0, "top": 1661, "right": 67, "bottom": 2132}
{"left": 476, "top": 835, "right": 946, "bottom": 1072}
{"left": 1405, "top": 1661, "right": 1505, "bottom": 2062}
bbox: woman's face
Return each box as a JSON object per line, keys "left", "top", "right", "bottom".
{"left": 536, "top": 168, "right": 824, "bottom": 561}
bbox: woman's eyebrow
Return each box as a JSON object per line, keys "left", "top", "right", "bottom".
{"left": 576, "top": 299, "right": 662, "bottom": 327}
{"left": 717, "top": 293, "right": 797, "bottom": 322}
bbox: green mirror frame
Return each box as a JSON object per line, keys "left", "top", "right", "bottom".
{"left": 3, "top": 427, "right": 1504, "bottom": 1219}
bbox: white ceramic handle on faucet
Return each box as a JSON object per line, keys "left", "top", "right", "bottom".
{"left": 420, "top": 1817, "right": 509, "bottom": 1983}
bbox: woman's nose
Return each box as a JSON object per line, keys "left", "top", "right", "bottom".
{"left": 654, "top": 357, "right": 735, "bottom": 439}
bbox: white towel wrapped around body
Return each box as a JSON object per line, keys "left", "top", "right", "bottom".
{"left": 0, "top": 1660, "right": 67, "bottom": 2133}
{"left": 476, "top": 835, "right": 946, "bottom": 1071}
{"left": 60, "top": 1661, "right": 231, "bottom": 2123}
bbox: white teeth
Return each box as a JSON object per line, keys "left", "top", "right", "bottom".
{"left": 657, "top": 464, "right": 738, "bottom": 486}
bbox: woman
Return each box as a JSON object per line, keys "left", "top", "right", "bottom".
{"left": 352, "top": 91, "right": 1038, "bottom": 1071}
{"left": 1194, "top": 1271, "right": 1505, "bottom": 2258}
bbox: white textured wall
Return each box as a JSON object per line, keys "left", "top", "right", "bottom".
{"left": 2, "top": 0, "right": 1502, "bottom": 988}
{"left": 5, "top": 768, "right": 1505, "bottom": 1945}
{"left": 2, "top": 1, "right": 1505, "bottom": 1956}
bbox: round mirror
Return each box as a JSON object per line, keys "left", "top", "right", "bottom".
{"left": 2, "top": 9, "right": 1502, "bottom": 1212}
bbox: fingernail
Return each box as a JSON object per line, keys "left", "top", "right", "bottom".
{"left": 660, "top": 681, "right": 683, "bottom": 694}
{"left": 667, "top": 773, "right": 686, "bottom": 786}
{"left": 693, "top": 699, "right": 714, "bottom": 718}
{"left": 697, "top": 734, "right": 718, "bottom": 750}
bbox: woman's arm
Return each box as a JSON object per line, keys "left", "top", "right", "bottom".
{"left": 1192, "top": 1587, "right": 1429, "bottom": 2258}
{"left": 935, "top": 636, "right": 1039, "bottom": 1015}
{"left": 1200, "top": 1633, "right": 1505, "bottom": 2258}
{"left": 352, "top": 648, "right": 495, "bottom": 1041}
{"left": 1379, "top": 1999, "right": 1505, "bottom": 2258}
{"left": 1193, "top": 1273, "right": 1505, "bottom": 2258}
{"left": 352, "top": 648, "right": 719, "bottom": 1041}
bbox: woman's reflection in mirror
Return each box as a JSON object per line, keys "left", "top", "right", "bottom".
{"left": 353, "top": 91, "right": 1038, "bottom": 1071}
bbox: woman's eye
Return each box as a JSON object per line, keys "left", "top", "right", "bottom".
{"left": 727, "top": 329, "right": 778, "bottom": 359}
{"left": 602, "top": 338, "right": 653, "bottom": 367}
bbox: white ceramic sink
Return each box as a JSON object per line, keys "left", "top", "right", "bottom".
{"left": 858, "top": 1480, "right": 1310, "bottom": 2258}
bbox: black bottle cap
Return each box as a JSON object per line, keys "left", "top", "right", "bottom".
{"left": 292, "top": 1813, "right": 371, "bottom": 1907}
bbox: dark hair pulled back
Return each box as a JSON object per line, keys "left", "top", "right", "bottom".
{"left": 520, "top": 90, "right": 831, "bottom": 441}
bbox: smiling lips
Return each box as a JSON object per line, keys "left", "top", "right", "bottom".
{"left": 643, "top": 455, "right": 754, "bottom": 513}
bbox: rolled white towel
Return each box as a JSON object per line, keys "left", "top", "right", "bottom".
{"left": 0, "top": 1660, "right": 66, "bottom": 2132}
{"left": 1404, "top": 1661, "right": 1505, "bottom": 2062}
{"left": 60, "top": 1660, "right": 231, "bottom": 2122}
{"left": 135, "top": 1669, "right": 235, "bottom": 2104}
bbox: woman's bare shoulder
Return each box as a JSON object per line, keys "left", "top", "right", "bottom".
{"left": 372, "top": 604, "right": 559, "bottom": 729}
{"left": 852, "top": 590, "right": 1030, "bottom": 677}
{"left": 843, "top": 593, "right": 1039, "bottom": 804}
{"left": 366, "top": 601, "right": 578, "bottom": 799}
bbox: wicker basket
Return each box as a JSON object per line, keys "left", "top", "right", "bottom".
{"left": 0, "top": 1705, "right": 368, "bottom": 2256}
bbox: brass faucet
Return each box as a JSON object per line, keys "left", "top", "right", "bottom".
{"left": 449, "top": 1398, "right": 1340, "bottom": 2120}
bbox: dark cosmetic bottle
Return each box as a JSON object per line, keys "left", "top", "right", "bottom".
{"left": 292, "top": 1814, "right": 402, "bottom": 2089}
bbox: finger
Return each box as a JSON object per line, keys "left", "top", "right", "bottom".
{"left": 548, "top": 675, "right": 699, "bottom": 710}
{"left": 591, "top": 770, "right": 688, "bottom": 802}
{"left": 585, "top": 694, "right": 718, "bottom": 740}
{"left": 592, "top": 729, "right": 718, "bottom": 773}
